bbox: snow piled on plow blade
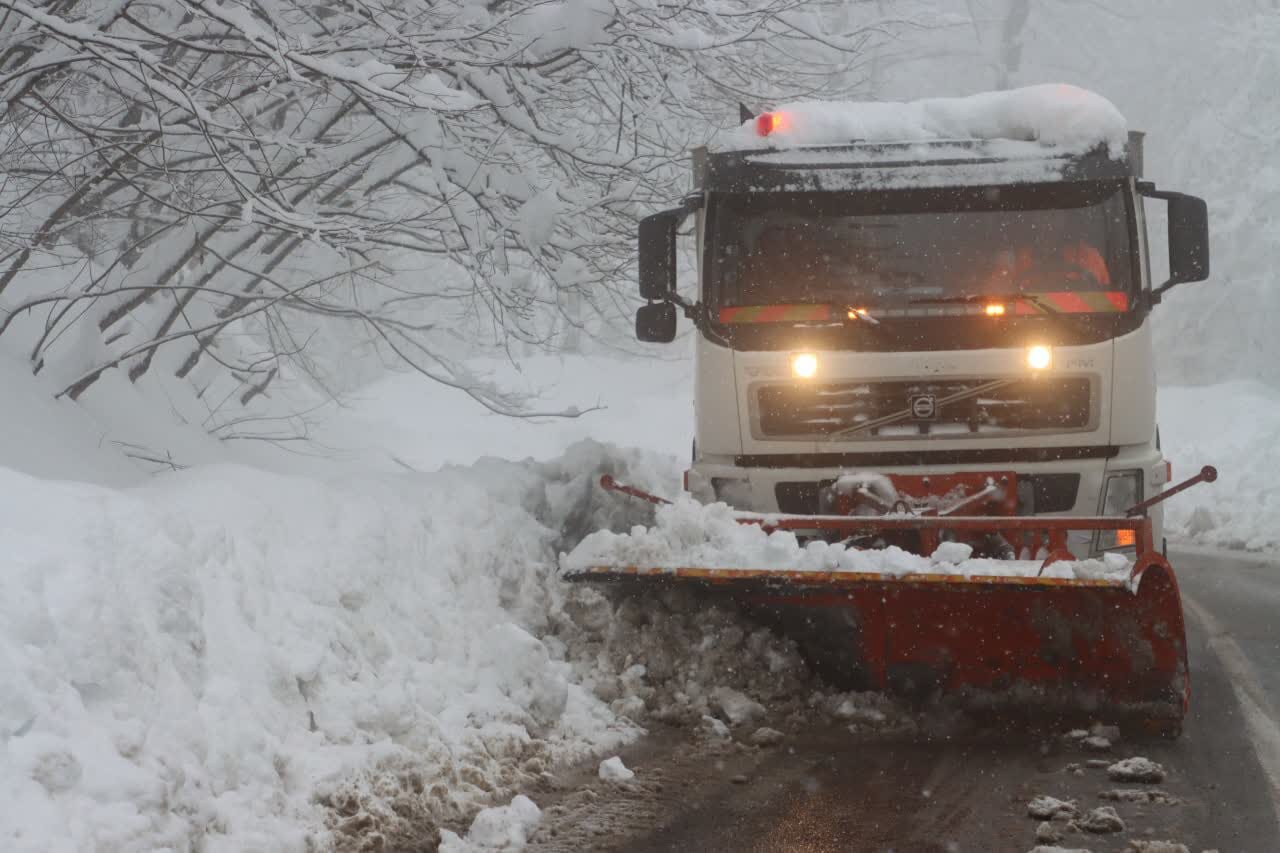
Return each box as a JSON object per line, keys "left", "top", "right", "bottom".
{"left": 562, "top": 495, "right": 1135, "bottom": 583}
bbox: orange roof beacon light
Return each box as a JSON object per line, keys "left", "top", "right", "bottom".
{"left": 985, "top": 303, "right": 1007, "bottom": 317}
{"left": 756, "top": 112, "right": 788, "bottom": 137}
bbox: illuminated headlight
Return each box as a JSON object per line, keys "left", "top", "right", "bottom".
{"left": 1026, "top": 345, "right": 1053, "bottom": 370}
{"left": 791, "top": 352, "right": 818, "bottom": 379}
{"left": 1097, "top": 470, "right": 1142, "bottom": 552}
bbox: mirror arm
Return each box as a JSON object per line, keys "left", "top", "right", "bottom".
{"left": 1136, "top": 180, "right": 1176, "bottom": 201}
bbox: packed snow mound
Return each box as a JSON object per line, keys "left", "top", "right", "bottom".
{"left": 562, "top": 496, "right": 1133, "bottom": 583}
{"left": 1, "top": 440, "right": 782, "bottom": 851}
{"left": 597, "top": 756, "right": 634, "bottom": 782}
{"left": 1107, "top": 756, "right": 1166, "bottom": 783}
{"left": 439, "top": 794, "right": 542, "bottom": 852}
{"left": 1159, "top": 382, "right": 1280, "bottom": 551}
{"left": 724, "top": 84, "right": 1127, "bottom": 154}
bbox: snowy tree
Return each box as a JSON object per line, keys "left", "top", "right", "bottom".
{"left": 0, "top": 0, "right": 886, "bottom": 432}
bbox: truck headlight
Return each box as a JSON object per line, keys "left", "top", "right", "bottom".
{"left": 791, "top": 352, "right": 818, "bottom": 379}
{"left": 1097, "top": 470, "right": 1142, "bottom": 552}
{"left": 1026, "top": 345, "right": 1053, "bottom": 370}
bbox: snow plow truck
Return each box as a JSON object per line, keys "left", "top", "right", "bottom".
{"left": 569, "top": 87, "right": 1215, "bottom": 736}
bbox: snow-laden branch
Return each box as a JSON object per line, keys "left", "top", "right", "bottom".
{"left": 0, "top": 0, "right": 898, "bottom": 428}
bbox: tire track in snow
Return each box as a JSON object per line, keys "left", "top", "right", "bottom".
{"left": 1183, "top": 592, "right": 1280, "bottom": 824}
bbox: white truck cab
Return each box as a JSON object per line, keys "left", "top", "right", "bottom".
{"left": 635, "top": 102, "right": 1210, "bottom": 559}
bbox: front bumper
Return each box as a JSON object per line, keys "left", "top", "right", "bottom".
{"left": 688, "top": 443, "right": 1168, "bottom": 555}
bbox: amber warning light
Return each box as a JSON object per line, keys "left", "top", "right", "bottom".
{"left": 985, "top": 303, "right": 1006, "bottom": 317}
{"left": 756, "top": 112, "right": 788, "bottom": 136}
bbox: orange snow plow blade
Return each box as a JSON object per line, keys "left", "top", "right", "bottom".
{"left": 563, "top": 473, "right": 1214, "bottom": 733}
{"left": 566, "top": 558, "right": 1189, "bottom": 730}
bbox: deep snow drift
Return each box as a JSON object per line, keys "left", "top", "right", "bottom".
{"left": 0, "top": 440, "right": 853, "bottom": 851}
{"left": 1159, "top": 381, "right": 1280, "bottom": 552}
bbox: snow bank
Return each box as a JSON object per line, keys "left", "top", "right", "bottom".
{"left": 563, "top": 496, "right": 1133, "bottom": 582}
{"left": 723, "top": 84, "right": 1127, "bottom": 155}
{"left": 1159, "top": 382, "right": 1280, "bottom": 551}
{"left": 0, "top": 441, "right": 743, "bottom": 851}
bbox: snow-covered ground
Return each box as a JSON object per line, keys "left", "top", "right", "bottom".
{"left": 0, "top": 444, "right": 644, "bottom": 850}
{"left": 2, "top": 432, "right": 836, "bottom": 851}
{"left": 1158, "top": 381, "right": 1280, "bottom": 552}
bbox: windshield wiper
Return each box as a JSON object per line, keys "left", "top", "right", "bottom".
{"left": 911, "top": 292, "right": 1018, "bottom": 306}
{"left": 907, "top": 293, "right": 1092, "bottom": 332}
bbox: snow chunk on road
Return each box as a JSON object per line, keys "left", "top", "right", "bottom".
{"left": 1078, "top": 805, "right": 1125, "bottom": 833}
{"left": 1028, "top": 795, "right": 1079, "bottom": 820}
{"left": 711, "top": 686, "right": 766, "bottom": 725}
{"left": 723, "top": 84, "right": 1128, "bottom": 155}
{"left": 598, "top": 756, "right": 635, "bottom": 782}
{"left": 1107, "top": 757, "right": 1167, "bottom": 783}
{"left": 749, "top": 727, "right": 785, "bottom": 747}
{"left": 441, "top": 795, "right": 542, "bottom": 852}
{"left": 1036, "top": 821, "right": 1062, "bottom": 844}
{"left": 563, "top": 496, "right": 1132, "bottom": 583}
{"left": 699, "top": 715, "right": 731, "bottom": 739}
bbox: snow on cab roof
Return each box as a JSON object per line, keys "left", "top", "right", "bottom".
{"left": 720, "top": 84, "right": 1128, "bottom": 157}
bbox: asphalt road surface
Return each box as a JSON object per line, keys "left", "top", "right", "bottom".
{"left": 529, "top": 547, "right": 1280, "bottom": 852}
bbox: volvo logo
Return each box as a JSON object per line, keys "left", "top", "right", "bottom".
{"left": 909, "top": 394, "right": 938, "bottom": 421}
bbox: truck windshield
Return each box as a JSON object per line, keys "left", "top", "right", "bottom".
{"left": 709, "top": 182, "right": 1135, "bottom": 311}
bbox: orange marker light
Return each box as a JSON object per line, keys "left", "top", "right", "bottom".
{"left": 755, "top": 112, "right": 789, "bottom": 137}
{"left": 847, "top": 307, "right": 869, "bottom": 319}
{"left": 1115, "top": 529, "right": 1136, "bottom": 547}
{"left": 985, "top": 303, "right": 1006, "bottom": 317}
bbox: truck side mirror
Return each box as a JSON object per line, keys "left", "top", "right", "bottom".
{"left": 1165, "top": 194, "right": 1210, "bottom": 287}
{"left": 1138, "top": 183, "right": 1210, "bottom": 298}
{"left": 636, "top": 302, "right": 677, "bottom": 343}
{"left": 638, "top": 208, "right": 685, "bottom": 301}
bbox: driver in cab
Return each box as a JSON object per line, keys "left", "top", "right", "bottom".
{"left": 989, "top": 234, "right": 1111, "bottom": 291}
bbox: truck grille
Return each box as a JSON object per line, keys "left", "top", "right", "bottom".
{"left": 757, "top": 378, "right": 1092, "bottom": 438}
{"left": 775, "top": 473, "right": 1080, "bottom": 514}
